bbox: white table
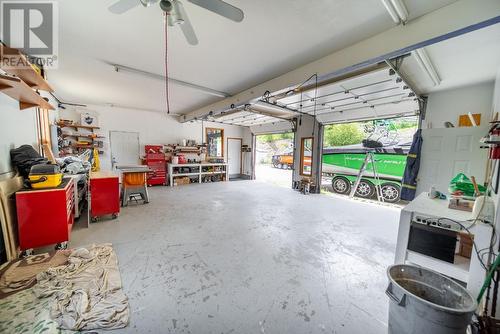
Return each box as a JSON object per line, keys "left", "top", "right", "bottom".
{"left": 168, "top": 162, "right": 228, "bottom": 187}
{"left": 395, "top": 192, "right": 493, "bottom": 299}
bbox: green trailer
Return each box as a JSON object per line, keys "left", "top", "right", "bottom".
{"left": 322, "top": 146, "right": 409, "bottom": 202}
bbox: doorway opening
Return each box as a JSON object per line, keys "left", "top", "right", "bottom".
{"left": 255, "top": 132, "right": 294, "bottom": 188}
{"left": 321, "top": 116, "right": 418, "bottom": 204}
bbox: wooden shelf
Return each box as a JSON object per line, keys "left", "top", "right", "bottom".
{"left": 57, "top": 122, "right": 100, "bottom": 130}
{"left": 0, "top": 73, "right": 54, "bottom": 110}
{"left": 62, "top": 144, "right": 99, "bottom": 149}
{"left": 0, "top": 45, "right": 54, "bottom": 92}
{"left": 62, "top": 133, "right": 104, "bottom": 140}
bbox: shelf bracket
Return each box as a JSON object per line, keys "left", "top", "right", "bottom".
{"left": 0, "top": 83, "right": 12, "bottom": 91}
{"left": 19, "top": 101, "right": 38, "bottom": 110}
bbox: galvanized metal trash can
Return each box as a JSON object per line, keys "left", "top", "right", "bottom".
{"left": 386, "top": 264, "right": 477, "bottom": 334}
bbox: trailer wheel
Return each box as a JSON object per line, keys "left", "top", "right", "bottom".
{"left": 332, "top": 176, "right": 351, "bottom": 195}
{"left": 381, "top": 183, "right": 401, "bottom": 203}
{"left": 355, "top": 180, "right": 375, "bottom": 198}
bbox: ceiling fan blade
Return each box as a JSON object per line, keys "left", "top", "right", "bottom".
{"left": 178, "top": 4, "right": 199, "bottom": 45}
{"left": 187, "top": 0, "right": 244, "bottom": 22}
{"left": 108, "top": 0, "right": 140, "bottom": 14}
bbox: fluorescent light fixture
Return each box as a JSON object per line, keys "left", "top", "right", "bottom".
{"left": 111, "top": 63, "right": 230, "bottom": 98}
{"left": 380, "top": 0, "right": 408, "bottom": 24}
{"left": 380, "top": 0, "right": 400, "bottom": 23}
{"left": 390, "top": 0, "right": 408, "bottom": 23}
{"left": 412, "top": 48, "right": 441, "bottom": 86}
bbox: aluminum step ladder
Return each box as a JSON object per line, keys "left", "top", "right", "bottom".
{"left": 349, "top": 151, "right": 384, "bottom": 202}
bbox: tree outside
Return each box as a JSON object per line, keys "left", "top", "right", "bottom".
{"left": 323, "top": 116, "right": 418, "bottom": 148}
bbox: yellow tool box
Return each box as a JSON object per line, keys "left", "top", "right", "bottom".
{"left": 28, "top": 164, "right": 62, "bottom": 189}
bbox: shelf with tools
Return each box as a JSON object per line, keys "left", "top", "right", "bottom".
{"left": 57, "top": 121, "right": 104, "bottom": 156}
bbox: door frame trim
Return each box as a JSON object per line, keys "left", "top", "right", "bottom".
{"left": 227, "top": 137, "right": 243, "bottom": 175}
{"left": 109, "top": 130, "right": 140, "bottom": 170}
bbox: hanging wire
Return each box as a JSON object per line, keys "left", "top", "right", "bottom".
{"left": 164, "top": 12, "right": 171, "bottom": 115}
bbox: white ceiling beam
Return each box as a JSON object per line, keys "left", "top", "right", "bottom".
{"left": 180, "top": 0, "right": 500, "bottom": 123}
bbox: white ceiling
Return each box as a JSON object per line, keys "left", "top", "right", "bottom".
{"left": 401, "top": 23, "right": 500, "bottom": 94}
{"left": 47, "top": 0, "right": 457, "bottom": 114}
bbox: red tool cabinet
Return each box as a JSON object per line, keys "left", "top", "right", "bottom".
{"left": 145, "top": 145, "right": 166, "bottom": 186}
{"left": 16, "top": 178, "right": 75, "bottom": 253}
{"left": 89, "top": 171, "right": 120, "bottom": 222}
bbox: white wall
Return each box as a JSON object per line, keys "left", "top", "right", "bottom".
{"left": 493, "top": 69, "right": 500, "bottom": 118}
{"left": 0, "top": 92, "right": 59, "bottom": 179}
{"left": 0, "top": 94, "right": 39, "bottom": 178}
{"left": 423, "top": 81, "right": 494, "bottom": 129}
{"left": 61, "top": 105, "right": 253, "bottom": 173}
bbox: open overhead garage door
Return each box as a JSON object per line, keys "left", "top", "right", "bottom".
{"left": 274, "top": 66, "right": 421, "bottom": 125}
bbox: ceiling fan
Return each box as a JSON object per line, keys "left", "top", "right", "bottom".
{"left": 108, "top": 0, "right": 244, "bottom": 45}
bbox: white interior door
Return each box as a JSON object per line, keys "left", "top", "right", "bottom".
{"left": 110, "top": 131, "right": 140, "bottom": 169}
{"left": 228, "top": 138, "right": 242, "bottom": 176}
{"left": 416, "top": 126, "right": 488, "bottom": 196}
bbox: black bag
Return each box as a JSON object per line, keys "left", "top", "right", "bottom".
{"left": 10, "top": 145, "right": 48, "bottom": 178}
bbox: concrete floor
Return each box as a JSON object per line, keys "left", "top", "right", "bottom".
{"left": 255, "top": 164, "right": 293, "bottom": 188}
{"left": 71, "top": 181, "right": 401, "bottom": 334}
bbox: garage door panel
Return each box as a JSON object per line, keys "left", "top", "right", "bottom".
{"left": 350, "top": 80, "right": 398, "bottom": 95}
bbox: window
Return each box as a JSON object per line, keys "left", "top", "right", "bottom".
{"left": 206, "top": 128, "right": 224, "bottom": 158}
{"left": 300, "top": 137, "right": 313, "bottom": 176}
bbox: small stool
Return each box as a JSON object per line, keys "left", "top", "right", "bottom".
{"left": 121, "top": 185, "right": 149, "bottom": 207}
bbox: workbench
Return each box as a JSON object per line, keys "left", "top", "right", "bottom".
{"left": 89, "top": 171, "right": 120, "bottom": 222}
{"left": 395, "top": 192, "right": 493, "bottom": 298}
{"left": 16, "top": 178, "right": 75, "bottom": 255}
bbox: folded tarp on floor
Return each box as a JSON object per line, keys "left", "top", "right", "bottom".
{"left": 34, "top": 243, "right": 130, "bottom": 331}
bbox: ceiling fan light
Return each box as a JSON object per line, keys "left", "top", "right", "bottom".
{"left": 169, "top": 0, "right": 185, "bottom": 25}
{"left": 140, "top": 0, "right": 159, "bottom": 7}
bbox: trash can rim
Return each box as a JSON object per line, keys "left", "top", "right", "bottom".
{"left": 386, "top": 264, "right": 478, "bottom": 314}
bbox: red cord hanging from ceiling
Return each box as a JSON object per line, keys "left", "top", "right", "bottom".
{"left": 164, "top": 12, "right": 171, "bottom": 115}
